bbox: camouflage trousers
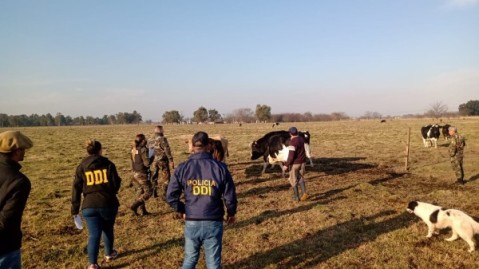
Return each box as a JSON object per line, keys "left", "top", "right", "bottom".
{"left": 152, "top": 158, "right": 171, "bottom": 199}
{"left": 450, "top": 155, "right": 464, "bottom": 181}
{"left": 132, "top": 172, "right": 153, "bottom": 202}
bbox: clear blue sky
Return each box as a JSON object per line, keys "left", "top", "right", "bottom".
{"left": 1, "top": 0, "right": 478, "bottom": 120}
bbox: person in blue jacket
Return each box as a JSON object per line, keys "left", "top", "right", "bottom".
{"left": 167, "top": 131, "right": 237, "bottom": 269}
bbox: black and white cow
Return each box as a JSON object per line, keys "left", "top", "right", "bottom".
{"left": 442, "top": 124, "right": 451, "bottom": 141}
{"left": 421, "top": 124, "right": 440, "bottom": 148}
{"left": 250, "top": 130, "right": 313, "bottom": 175}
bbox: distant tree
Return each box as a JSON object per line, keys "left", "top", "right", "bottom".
{"left": 108, "top": 115, "right": 117, "bottom": 124}
{"left": 162, "top": 110, "right": 183, "bottom": 124}
{"left": 131, "top": 110, "right": 142, "bottom": 124}
{"left": 255, "top": 104, "right": 272, "bottom": 122}
{"left": 361, "top": 111, "right": 382, "bottom": 119}
{"left": 193, "top": 106, "right": 208, "bottom": 123}
{"left": 330, "top": 112, "right": 350, "bottom": 121}
{"left": 425, "top": 101, "right": 448, "bottom": 118}
{"left": 229, "top": 108, "right": 255, "bottom": 123}
{"left": 0, "top": 114, "right": 8, "bottom": 127}
{"left": 208, "top": 109, "right": 222, "bottom": 122}
{"left": 458, "top": 100, "right": 479, "bottom": 116}
{"left": 54, "top": 112, "right": 66, "bottom": 126}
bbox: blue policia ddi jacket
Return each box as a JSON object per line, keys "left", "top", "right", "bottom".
{"left": 167, "top": 152, "right": 237, "bottom": 221}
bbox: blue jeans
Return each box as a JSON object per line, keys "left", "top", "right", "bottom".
{"left": 82, "top": 207, "right": 118, "bottom": 264}
{"left": 0, "top": 249, "right": 21, "bottom": 269}
{"left": 183, "top": 220, "right": 223, "bottom": 269}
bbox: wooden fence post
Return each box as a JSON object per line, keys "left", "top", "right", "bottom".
{"left": 405, "top": 127, "right": 411, "bottom": 171}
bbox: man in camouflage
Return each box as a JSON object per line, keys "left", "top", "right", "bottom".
{"left": 150, "top": 125, "right": 174, "bottom": 199}
{"left": 448, "top": 126, "right": 466, "bottom": 185}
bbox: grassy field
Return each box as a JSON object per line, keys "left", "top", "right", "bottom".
{"left": 5, "top": 118, "right": 479, "bottom": 268}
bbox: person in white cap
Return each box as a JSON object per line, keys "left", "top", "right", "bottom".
{"left": 0, "top": 131, "right": 33, "bottom": 269}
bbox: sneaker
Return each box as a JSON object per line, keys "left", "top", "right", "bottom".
{"left": 88, "top": 264, "right": 100, "bottom": 269}
{"left": 105, "top": 249, "right": 118, "bottom": 262}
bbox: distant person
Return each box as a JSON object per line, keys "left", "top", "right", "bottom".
{"left": 71, "top": 139, "right": 122, "bottom": 269}
{"left": 283, "top": 127, "right": 308, "bottom": 201}
{"left": 167, "top": 131, "right": 237, "bottom": 269}
{"left": 130, "top": 134, "right": 153, "bottom": 216}
{"left": 150, "top": 125, "right": 174, "bottom": 199}
{"left": 448, "top": 126, "right": 466, "bottom": 185}
{"left": 0, "top": 131, "right": 33, "bottom": 269}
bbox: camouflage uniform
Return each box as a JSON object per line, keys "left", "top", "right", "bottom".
{"left": 151, "top": 134, "right": 174, "bottom": 199}
{"left": 130, "top": 145, "right": 153, "bottom": 215}
{"left": 448, "top": 133, "right": 465, "bottom": 184}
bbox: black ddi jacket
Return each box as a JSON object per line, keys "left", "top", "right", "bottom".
{"left": 71, "top": 154, "right": 122, "bottom": 215}
{"left": 0, "top": 155, "right": 31, "bottom": 255}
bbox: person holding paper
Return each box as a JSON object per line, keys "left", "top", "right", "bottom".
{"left": 71, "top": 139, "right": 122, "bottom": 269}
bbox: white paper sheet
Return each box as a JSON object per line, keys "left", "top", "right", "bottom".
{"left": 73, "top": 215, "right": 83, "bottom": 230}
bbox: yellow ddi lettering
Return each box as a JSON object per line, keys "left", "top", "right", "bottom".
{"left": 192, "top": 186, "right": 212, "bottom": 196}
{"left": 85, "top": 169, "right": 109, "bottom": 186}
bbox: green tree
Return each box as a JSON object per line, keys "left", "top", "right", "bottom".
{"left": 193, "top": 106, "right": 208, "bottom": 123}
{"left": 255, "top": 104, "right": 272, "bottom": 122}
{"left": 162, "top": 110, "right": 183, "bottom": 124}
{"left": 458, "top": 100, "right": 479, "bottom": 116}
{"left": 208, "top": 109, "right": 222, "bottom": 122}
{"left": 54, "top": 112, "right": 66, "bottom": 126}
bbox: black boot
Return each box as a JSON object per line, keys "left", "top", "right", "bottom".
{"left": 130, "top": 200, "right": 143, "bottom": 216}
{"left": 299, "top": 179, "right": 308, "bottom": 201}
{"left": 292, "top": 185, "right": 300, "bottom": 201}
{"left": 140, "top": 203, "right": 150, "bottom": 216}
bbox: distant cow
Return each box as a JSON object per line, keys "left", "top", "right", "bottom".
{"left": 251, "top": 130, "right": 313, "bottom": 175}
{"left": 442, "top": 124, "right": 451, "bottom": 141}
{"left": 421, "top": 124, "right": 440, "bottom": 148}
{"left": 185, "top": 134, "right": 229, "bottom": 161}
{"left": 380, "top": 119, "right": 386, "bottom": 123}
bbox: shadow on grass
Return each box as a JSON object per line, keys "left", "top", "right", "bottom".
{"left": 233, "top": 172, "right": 406, "bottom": 230}
{"left": 244, "top": 157, "right": 376, "bottom": 178}
{"left": 109, "top": 237, "right": 183, "bottom": 268}
{"left": 237, "top": 183, "right": 291, "bottom": 199}
{"left": 468, "top": 174, "right": 479, "bottom": 182}
{"left": 224, "top": 210, "right": 415, "bottom": 269}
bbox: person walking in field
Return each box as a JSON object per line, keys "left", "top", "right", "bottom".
{"left": 71, "top": 139, "right": 122, "bottom": 269}
{"left": 448, "top": 126, "right": 466, "bottom": 185}
{"left": 150, "top": 125, "right": 174, "bottom": 199}
{"left": 167, "top": 131, "right": 237, "bottom": 269}
{"left": 0, "top": 131, "right": 33, "bottom": 269}
{"left": 283, "top": 127, "right": 308, "bottom": 201}
{"left": 129, "top": 134, "right": 153, "bottom": 216}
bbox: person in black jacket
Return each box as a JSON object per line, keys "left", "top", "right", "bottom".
{"left": 129, "top": 134, "right": 152, "bottom": 216}
{"left": 71, "top": 139, "right": 122, "bottom": 269}
{"left": 167, "top": 131, "right": 237, "bottom": 269}
{"left": 0, "top": 131, "right": 33, "bottom": 269}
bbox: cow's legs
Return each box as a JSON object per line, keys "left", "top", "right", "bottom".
{"left": 261, "top": 162, "right": 269, "bottom": 175}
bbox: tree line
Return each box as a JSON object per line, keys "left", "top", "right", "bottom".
{"left": 2, "top": 100, "right": 477, "bottom": 127}
{"left": 0, "top": 111, "right": 142, "bottom": 127}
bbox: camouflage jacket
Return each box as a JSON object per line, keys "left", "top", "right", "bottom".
{"left": 449, "top": 134, "right": 465, "bottom": 158}
{"left": 151, "top": 135, "right": 173, "bottom": 161}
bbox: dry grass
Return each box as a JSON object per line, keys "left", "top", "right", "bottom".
{"left": 4, "top": 118, "right": 479, "bottom": 268}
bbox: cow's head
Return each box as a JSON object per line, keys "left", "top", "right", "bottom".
{"left": 250, "top": 140, "right": 264, "bottom": 160}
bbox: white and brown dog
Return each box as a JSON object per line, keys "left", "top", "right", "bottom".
{"left": 407, "top": 201, "right": 479, "bottom": 252}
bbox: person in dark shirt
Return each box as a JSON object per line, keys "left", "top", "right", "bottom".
{"left": 130, "top": 134, "right": 152, "bottom": 216}
{"left": 0, "top": 131, "right": 33, "bottom": 269}
{"left": 167, "top": 131, "right": 237, "bottom": 269}
{"left": 71, "top": 139, "right": 122, "bottom": 269}
{"left": 283, "top": 127, "right": 308, "bottom": 201}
